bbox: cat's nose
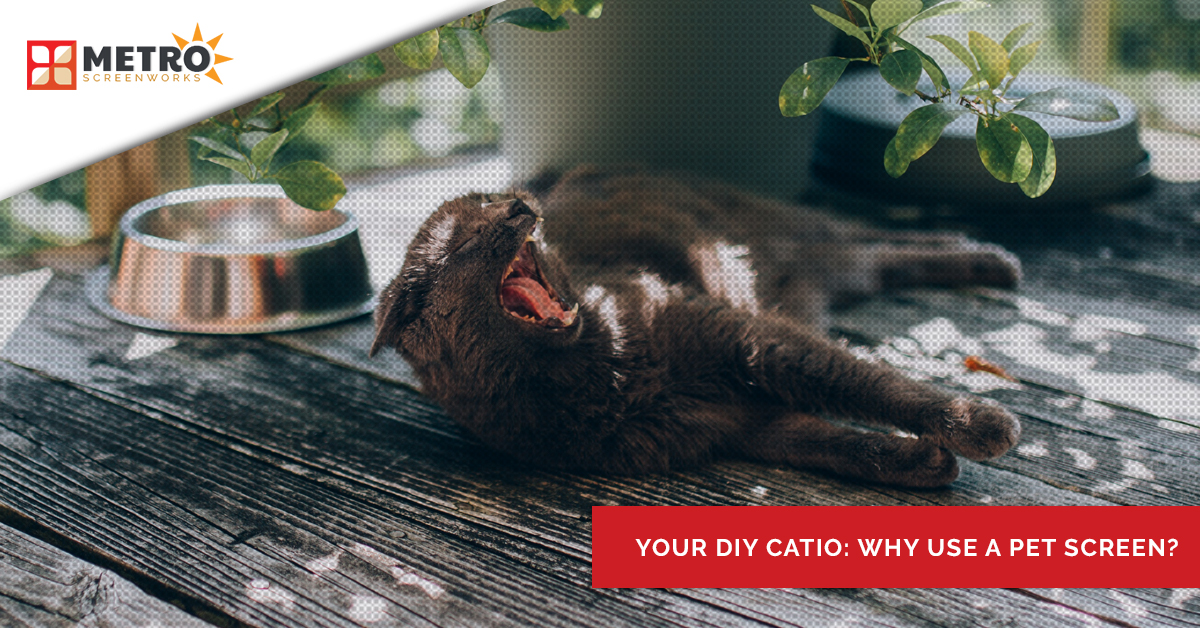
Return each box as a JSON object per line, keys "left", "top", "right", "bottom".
{"left": 506, "top": 199, "right": 537, "bottom": 220}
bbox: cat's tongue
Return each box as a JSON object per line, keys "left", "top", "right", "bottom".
{"left": 501, "top": 276, "right": 565, "bottom": 321}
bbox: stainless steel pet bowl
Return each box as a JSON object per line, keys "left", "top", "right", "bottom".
{"left": 86, "top": 184, "right": 375, "bottom": 334}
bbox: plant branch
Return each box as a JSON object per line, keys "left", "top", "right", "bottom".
{"left": 840, "top": 0, "right": 859, "bottom": 26}
{"left": 913, "top": 89, "right": 941, "bottom": 103}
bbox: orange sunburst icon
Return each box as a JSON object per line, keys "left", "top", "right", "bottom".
{"left": 172, "top": 23, "right": 232, "bottom": 84}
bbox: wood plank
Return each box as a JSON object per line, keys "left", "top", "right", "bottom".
{"left": 674, "top": 587, "right": 1197, "bottom": 628}
{"left": 0, "top": 361, "right": 748, "bottom": 628}
{"left": 267, "top": 316, "right": 420, "bottom": 389}
{"left": 831, "top": 290, "right": 1200, "bottom": 505}
{"left": 1026, "top": 588, "right": 1200, "bottom": 628}
{"left": 0, "top": 521, "right": 210, "bottom": 628}
{"left": 1015, "top": 251, "right": 1200, "bottom": 346}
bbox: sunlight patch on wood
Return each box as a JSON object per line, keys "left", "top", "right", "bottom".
{"left": 0, "top": 268, "right": 52, "bottom": 353}
{"left": 123, "top": 332, "right": 179, "bottom": 361}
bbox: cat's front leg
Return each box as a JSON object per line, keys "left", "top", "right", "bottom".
{"left": 739, "top": 313, "right": 1020, "bottom": 462}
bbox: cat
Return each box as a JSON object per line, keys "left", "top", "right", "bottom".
{"left": 370, "top": 166, "right": 1022, "bottom": 487}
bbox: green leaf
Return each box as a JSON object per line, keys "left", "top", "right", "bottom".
{"left": 438, "top": 27, "right": 491, "bottom": 88}
{"left": 779, "top": 57, "right": 853, "bottom": 117}
{"left": 1011, "top": 88, "right": 1120, "bottom": 121}
{"left": 1007, "top": 113, "right": 1056, "bottom": 197}
{"left": 532, "top": 0, "right": 572, "bottom": 19}
{"left": 889, "top": 34, "right": 949, "bottom": 92}
{"left": 879, "top": 49, "right": 923, "bottom": 96}
{"left": 898, "top": 1, "right": 990, "bottom": 32}
{"left": 394, "top": 30, "right": 440, "bottom": 70}
{"left": 571, "top": 0, "right": 603, "bottom": 18}
{"left": 281, "top": 103, "right": 320, "bottom": 145}
{"left": 250, "top": 129, "right": 289, "bottom": 171}
{"left": 242, "top": 115, "right": 275, "bottom": 130}
{"left": 812, "top": 5, "right": 871, "bottom": 46}
{"left": 202, "top": 156, "right": 254, "bottom": 181}
{"left": 190, "top": 136, "right": 246, "bottom": 161}
{"left": 309, "top": 54, "right": 386, "bottom": 85}
{"left": 893, "top": 102, "right": 971, "bottom": 163}
{"left": 492, "top": 7, "right": 570, "bottom": 31}
{"left": 250, "top": 92, "right": 285, "bottom": 117}
{"left": 872, "top": 0, "right": 923, "bottom": 31}
{"left": 928, "top": 34, "right": 980, "bottom": 82}
{"left": 1001, "top": 22, "right": 1033, "bottom": 52}
{"left": 884, "top": 136, "right": 911, "bottom": 177}
{"left": 271, "top": 161, "right": 347, "bottom": 211}
{"left": 1007, "top": 40, "right": 1041, "bottom": 79}
{"left": 969, "top": 30, "right": 1009, "bottom": 89}
{"left": 976, "top": 116, "right": 1032, "bottom": 183}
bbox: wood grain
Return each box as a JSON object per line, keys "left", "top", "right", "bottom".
{"left": 0, "top": 522, "right": 210, "bottom": 628}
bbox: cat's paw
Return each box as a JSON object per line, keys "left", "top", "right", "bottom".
{"left": 939, "top": 397, "right": 1022, "bottom": 461}
{"left": 848, "top": 435, "right": 959, "bottom": 488}
{"left": 892, "top": 441, "right": 960, "bottom": 488}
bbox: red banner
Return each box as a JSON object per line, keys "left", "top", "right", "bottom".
{"left": 591, "top": 506, "right": 1197, "bottom": 588}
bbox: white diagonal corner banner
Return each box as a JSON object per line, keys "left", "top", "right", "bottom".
{"left": 1, "top": 0, "right": 498, "bottom": 200}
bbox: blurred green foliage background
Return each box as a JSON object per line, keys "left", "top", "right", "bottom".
{"left": 3, "top": 0, "right": 1198, "bottom": 257}
{"left": 1, "top": 67, "right": 501, "bottom": 256}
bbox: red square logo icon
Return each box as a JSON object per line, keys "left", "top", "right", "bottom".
{"left": 28, "top": 40, "right": 77, "bottom": 90}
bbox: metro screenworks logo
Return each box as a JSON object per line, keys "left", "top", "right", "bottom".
{"left": 27, "top": 24, "right": 232, "bottom": 91}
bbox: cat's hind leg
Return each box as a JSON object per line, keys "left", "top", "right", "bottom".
{"left": 741, "top": 313, "right": 1021, "bottom": 462}
{"left": 735, "top": 412, "right": 960, "bottom": 487}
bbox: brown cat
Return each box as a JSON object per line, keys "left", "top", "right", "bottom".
{"left": 371, "top": 167, "right": 1021, "bottom": 487}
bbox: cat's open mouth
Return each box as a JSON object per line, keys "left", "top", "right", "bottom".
{"left": 500, "top": 227, "right": 578, "bottom": 328}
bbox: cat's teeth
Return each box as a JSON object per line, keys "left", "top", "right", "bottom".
{"left": 560, "top": 303, "right": 579, "bottom": 325}
{"left": 525, "top": 234, "right": 537, "bottom": 243}
{"left": 535, "top": 216, "right": 544, "bottom": 223}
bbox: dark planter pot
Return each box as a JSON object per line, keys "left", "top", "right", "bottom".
{"left": 812, "top": 70, "right": 1151, "bottom": 209}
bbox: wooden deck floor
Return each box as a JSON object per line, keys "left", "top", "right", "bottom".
{"left": 2, "top": 160, "right": 1199, "bottom": 627}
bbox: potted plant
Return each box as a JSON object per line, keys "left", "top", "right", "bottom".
{"left": 787, "top": 0, "right": 1146, "bottom": 207}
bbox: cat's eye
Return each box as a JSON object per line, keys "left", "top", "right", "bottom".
{"left": 454, "top": 230, "right": 483, "bottom": 255}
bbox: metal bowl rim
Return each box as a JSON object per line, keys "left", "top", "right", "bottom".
{"left": 118, "top": 184, "right": 359, "bottom": 256}
{"left": 823, "top": 71, "right": 1139, "bottom": 139}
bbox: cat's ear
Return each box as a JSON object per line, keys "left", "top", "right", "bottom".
{"left": 369, "top": 276, "right": 420, "bottom": 357}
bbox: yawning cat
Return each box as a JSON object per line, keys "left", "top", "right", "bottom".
{"left": 371, "top": 167, "right": 1021, "bottom": 487}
